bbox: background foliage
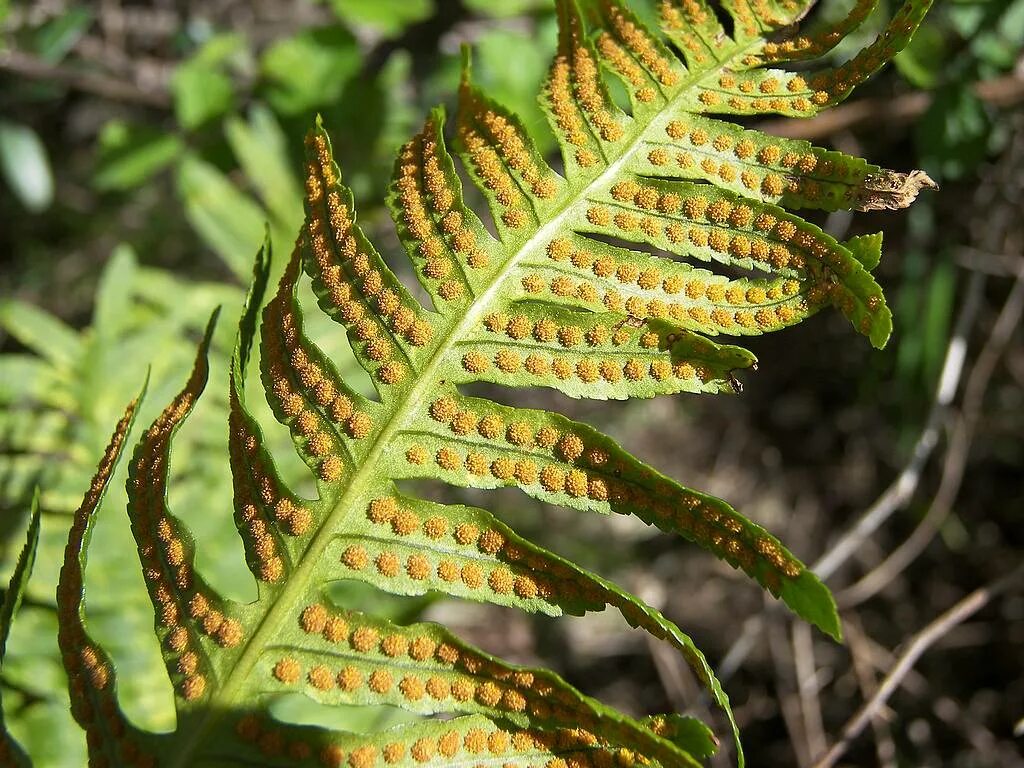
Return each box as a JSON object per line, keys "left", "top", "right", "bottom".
{"left": 1, "top": 1, "right": 1022, "bottom": 766}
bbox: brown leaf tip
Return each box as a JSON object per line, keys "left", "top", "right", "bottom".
{"left": 852, "top": 169, "right": 938, "bottom": 212}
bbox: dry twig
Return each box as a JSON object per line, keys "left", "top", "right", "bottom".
{"left": 767, "top": 610, "right": 811, "bottom": 767}
{"left": 812, "top": 564, "right": 1024, "bottom": 768}
{"left": 792, "top": 621, "right": 827, "bottom": 764}
{"left": 813, "top": 272, "right": 985, "bottom": 583}
{"left": 839, "top": 267, "right": 1024, "bottom": 606}
{"left": 0, "top": 48, "right": 171, "bottom": 107}
{"left": 844, "top": 615, "right": 898, "bottom": 768}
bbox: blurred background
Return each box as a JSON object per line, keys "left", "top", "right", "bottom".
{"left": 1, "top": 1, "right": 1022, "bottom": 766}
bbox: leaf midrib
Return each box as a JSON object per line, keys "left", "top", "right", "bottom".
{"left": 172, "top": 35, "right": 759, "bottom": 765}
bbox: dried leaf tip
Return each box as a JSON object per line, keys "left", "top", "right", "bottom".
{"left": 852, "top": 169, "right": 938, "bottom": 212}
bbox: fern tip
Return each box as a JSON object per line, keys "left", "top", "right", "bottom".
{"left": 202, "top": 306, "right": 222, "bottom": 340}
{"left": 782, "top": 570, "right": 843, "bottom": 642}
{"left": 869, "top": 320, "right": 893, "bottom": 351}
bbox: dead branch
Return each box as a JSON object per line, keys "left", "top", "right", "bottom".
{"left": 845, "top": 615, "right": 898, "bottom": 768}
{"left": 812, "top": 564, "right": 1024, "bottom": 768}
{"left": 0, "top": 48, "right": 171, "bottom": 108}
{"left": 839, "top": 265, "right": 1024, "bottom": 607}
{"left": 792, "top": 621, "right": 827, "bottom": 763}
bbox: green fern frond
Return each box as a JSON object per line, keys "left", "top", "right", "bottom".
{"left": 20, "top": 1, "right": 937, "bottom": 766}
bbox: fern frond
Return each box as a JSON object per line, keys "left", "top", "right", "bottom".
{"left": 44, "top": 1, "right": 936, "bottom": 766}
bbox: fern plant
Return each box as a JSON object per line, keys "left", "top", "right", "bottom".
{"left": 2, "top": 0, "right": 936, "bottom": 765}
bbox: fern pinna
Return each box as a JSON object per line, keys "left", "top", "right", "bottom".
{"left": 7, "top": 1, "right": 937, "bottom": 766}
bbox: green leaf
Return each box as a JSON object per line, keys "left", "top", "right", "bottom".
{"left": 895, "top": 22, "right": 946, "bottom": 88}
{"left": 922, "top": 257, "right": 955, "bottom": 387}
{"left": 189, "top": 32, "right": 246, "bottom": 66}
{"left": 0, "top": 255, "right": 249, "bottom": 763}
{"left": 93, "top": 245, "right": 139, "bottom": 338}
{"left": 326, "top": 0, "right": 434, "bottom": 35}
{"left": 463, "top": 0, "right": 551, "bottom": 17}
{"left": 172, "top": 63, "right": 235, "bottom": 129}
{"left": 996, "top": 1, "right": 1024, "bottom": 49}
{"left": 847, "top": 232, "right": 884, "bottom": 271}
{"left": 94, "top": 120, "right": 183, "bottom": 191}
{"left": 31, "top": 7, "right": 93, "bottom": 63}
{"left": 0, "top": 354, "right": 57, "bottom": 405}
{"left": 55, "top": 388, "right": 154, "bottom": 767}
{"left": 0, "top": 121, "right": 53, "bottom": 213}
{"left": 1, "top": 496, "right": 39, "bottom": 660}
{"left": 171, "top": 35, "right": 244, "bottom": 130}
{"left": 916, "top": 85, "right": 992, "bottom": 179}
{"left": 225, "top": 106, "right": 305, "bottom": 233}
{"left": 176, "top": 153, "right": 267, "bottom": 279}
{"left": 966, "top": 0, "right": 1024, "bottom": 70}
{"left": 0, "top": 300, "right": 81, "bottom": 369}
{"left": 260, "top": 26, "right": 361, "bottom": 114}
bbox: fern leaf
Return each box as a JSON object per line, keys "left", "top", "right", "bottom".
{"left": 0, "top": 493, "right": 39, "bottom": 766}
{"left": 208, "top": 711, "right": 691, "bottom": 768}
{"left": 51, "top": 1, "right": 937, "bottom": 766}
{"left": 56, "top": 390, "right": 156, "bottom": 765}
